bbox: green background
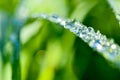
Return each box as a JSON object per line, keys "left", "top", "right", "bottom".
{"left": 0, "top": 0, "right": 120, "bottom": 80}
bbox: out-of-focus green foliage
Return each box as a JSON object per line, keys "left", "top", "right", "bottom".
{"left": 0, "top": 0, "right": 120, "bottom": 80}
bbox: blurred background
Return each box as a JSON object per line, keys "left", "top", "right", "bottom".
{"left": 0, "top": 0, "right": 120, "bottom": 80}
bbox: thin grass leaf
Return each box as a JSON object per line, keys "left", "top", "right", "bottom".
{"left": 107, "top": 0, "right": 120, "bottom": 25}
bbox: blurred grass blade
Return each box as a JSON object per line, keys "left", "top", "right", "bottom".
{"left": 0, "top": 11, "right": 9, "bottom": 62}
{"left": 0, "top": 11, "right": 2, "bottom": 80}
{"left": 20, "top": 22, "right": 52, "bottom": 80}
{"left": 37, "top": 40, "right": 62, "bottom": 80}
{"left": 70, "top": 0, "right": 99, "bottom": 21}
{"left": 0, "top": 11, "right": 12, "bottom": 80}
{"left": 26, "top": 0, "right": 68, "bottom": 16}
{"left": 10, "top": 18, "right": 22, "bottom": 80}
{"left": 107, "top": 0, "right": 120, "bottom": 25}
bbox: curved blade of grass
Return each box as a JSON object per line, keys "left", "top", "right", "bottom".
{"left": 39, "top": 13, "right": 120, "bottom": 69}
